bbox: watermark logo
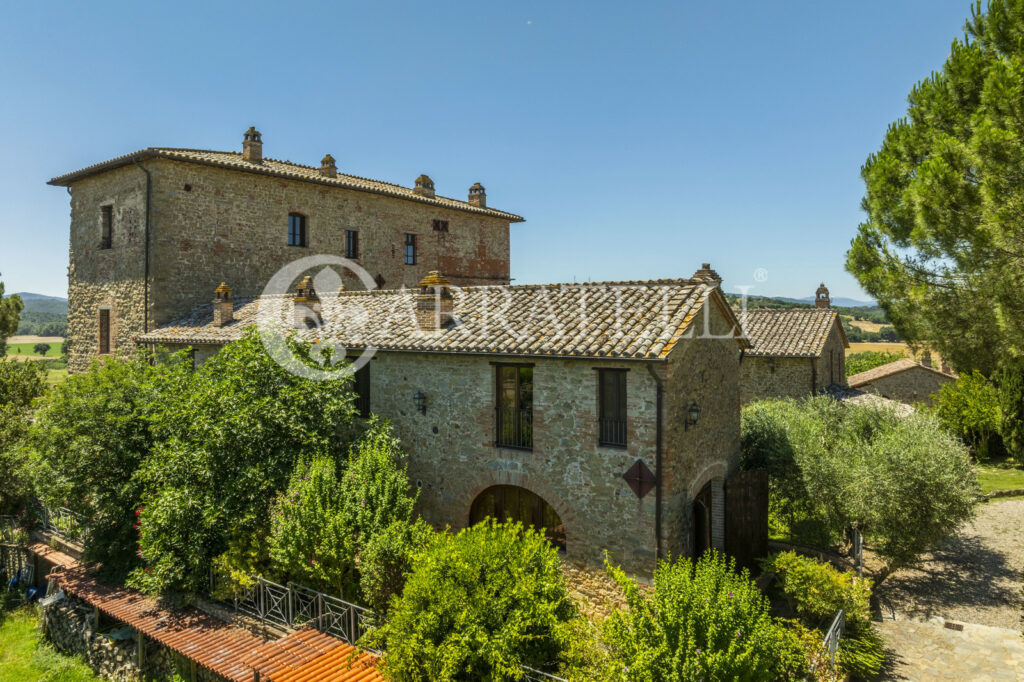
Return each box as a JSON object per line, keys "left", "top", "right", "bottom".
{"left": 256, "top": 255, "right": 378, "bottom": 381}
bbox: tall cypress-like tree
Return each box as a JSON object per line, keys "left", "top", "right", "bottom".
{"left": 848, "top": 1, "right": 1024, "bottom": 376}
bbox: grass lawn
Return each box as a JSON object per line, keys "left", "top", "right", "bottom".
{"left": 976, "top": 458, "right": 1024, "bottom": 493}
{"left": 0, "top": 603, "right": 100, "bottom": 682}
{"left": 5, "top": 342, "right": 62, "bottom": 358}
{"left": 45, "top": 369, "right": 69, "bottom": 386}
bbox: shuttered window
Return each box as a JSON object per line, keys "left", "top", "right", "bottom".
{"left": 98, "top": 309, "right": 111, "bottom": 355}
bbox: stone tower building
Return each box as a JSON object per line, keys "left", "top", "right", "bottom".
{"left": 49, "top": 128, "right": 523, "bottom": 372}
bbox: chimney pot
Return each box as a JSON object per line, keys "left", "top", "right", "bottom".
{"left": 293, "top": 275, "right": 321, "bottom": 329}
{"left": 815, "top": 283, "right": 831, "bottom": 309}
{"left": 691, "top": 263, "right": 722, "bottom": 283}
{"left": 213, "top": 282, "right": 234, "bottom": 326}
{"left": 413, "top": 174, "right": 435, "bottom": 198}
{"left": 319, "top": 154, "right": 337, "bottom": 178}
{"left": 242, "top": 126, "right": 263, "bottom": 164}
{"left": 468, "top": 182, "right": 486, "bottom": 207}
{"left": 416, "top": 271, "right": 454, "bottom": 332}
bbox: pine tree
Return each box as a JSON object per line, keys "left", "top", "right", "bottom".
{"left": 0, "top": 277, "right": 23, "bottom": 357}
{"left": 847, "top": 0, "right": 1024, "bottom": 375}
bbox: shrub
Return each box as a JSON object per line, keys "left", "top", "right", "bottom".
{"left": 601, "top": 551, "right": 797, "bottom": 681}
{"left": 268, "top": 420, "right": 417, "bottom": 600}
{"left": 359, "top": 518, "right": 436, "bottom": 613}
{"left": 838, "top": 626, "right": 885, "bottom": 680}
{"left": 998, "top": 357, "right": 1024, "bottom": 460}
{"left": 931, "top": 371, "right": 1002, "bottom": 459}
{"left": 374, "top": 520, "right": 578, "bottom": 681}
{"left": 761, "top": 551, "right": 871, "bottom": 629}
{"left": 0, "top": 361, "right": 46, "bottom": 515}
{"left": 845, "top": 350, "right": 904, "bottom": 377}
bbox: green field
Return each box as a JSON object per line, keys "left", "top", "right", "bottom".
{"left": 0, "top": 603, "right": 100, "bottom": 681}
{"left": 5, "top": 342, "right": 62, "bottom": 358}
{"left": 977, "top": 459, "right": 1024, "bottom": 493}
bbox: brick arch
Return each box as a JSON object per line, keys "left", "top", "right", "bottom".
{"left": 686, "top": 461, "right": 728, "bottom": 554}
{"left": 457, "top": 470, "right": 580, "bottom": 556}
{"left": 688, "top": 461, "right": 727, "bottom": 501}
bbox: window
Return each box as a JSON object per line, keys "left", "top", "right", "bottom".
{"left": 598, "top": 369, "right": 627, "bottom": 446}
{"left": 100, "top": 205, "right": 113, "bottom": 249}
{"left": 495, "top": 364, "right": 533, "bottom": 449}
{"left": 470, "top": 486, "right": 565, "bottom": 551}
{"left": 98, "top": 309, "right": 111, "bottom": 355}
{"left": 345, "top": 229, "right": 359, "bottom": 259}
{"left": 354, "top": 363, "right": 370, "bottom": 417}
{"left": 432, "top": 219, "right": 449, "bottom": 232}
{"left": 404, "top": 233, "right": 417, "bottom": 265}
{"left": 288, "top": 213, "right": 307, "bottom": 247}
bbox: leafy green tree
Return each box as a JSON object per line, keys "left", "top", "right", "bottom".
{"left": 360, "top": 518, "right": 436, "bottom": 613}
{"left": 997, "top": 356, "right": 1024, "bottom": 459}
{"left": 374, "top": 520, "right": 578, "bottom": 681}
{"left": 845, "top": 350, "right": 905, "bottom": 377}
{"left": 33, "top": 343, "right": 50, "bottom": 356}
{"left": 741, "top": 397, "right": 978, "bottom": 583}
{"left": 30, "top": 352, "right": 188, "bottom": 580}
{"left": 847, "top": 1, "right": 1024, "bottom": 376}
{"left": 268, "top": 419, "right": 417, "bottom": 600}
{"left": 601, "top": 552, "right": 799, "bottom": 681}
{"left": 931, "top": 370, "right": 1002, "bottom": 459}
{"left": 130, "top": 331, "right": 358, "bottom": 594}
{"left": 0, "top": 279, "right": 23, "bottom": 359}
{"left": 0, "top": 361, "right": 46, "bottom": 515}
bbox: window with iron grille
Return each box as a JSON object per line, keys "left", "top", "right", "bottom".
{"left": 345, "top": 229, "right": 359, "bottom": 259}
{"left": 288, "top": 213, "right": 307, "bottom": 247}
{"left": 98, "top": 309, "right": 111, "bottom": 355}
{"left": 598, "top": 369, "right": 627, "bottom": 447}
{"left": 100, "top": 205, "right": 113, "bottom": 249}
{"left": 432, "top": 219, "right": 449, "bottom": 232}
{"left": 404, "top": 233, "right": 417, "bottom": 265}
{"left": 354, "top": 363, "right": 370, "bottom": 417}
{"left": 495, "top": 364, "right": 533, "bottom": 450}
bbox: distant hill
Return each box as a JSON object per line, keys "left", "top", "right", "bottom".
{"left": 8, "top": 292, "right": 68, "bottom": 336}
{"left": 772, "top": 295, "right": 877, "bottom": 308}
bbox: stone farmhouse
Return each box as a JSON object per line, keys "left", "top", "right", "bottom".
{"left": 137, "top": 269, "right": 752, "bottom": 575}
{"left": 738, "top": 284, "right": 849, "bottom": 404}
{"left": 48, "top": 127, "right": 522, "bottom": 373}
{"left": 847, "top": 357, "right": 955, "bottom": 406}
{"left": 50, "top": 128, "right": 772, "bottom": 577}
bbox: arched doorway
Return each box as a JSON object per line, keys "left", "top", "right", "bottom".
{"left": 692, "top": 482, "right": 712, "bottom": 558}
{"left": 469, "top": 486, "right": 566, "bottom": 551}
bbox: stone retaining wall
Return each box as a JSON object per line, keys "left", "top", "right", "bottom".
{"left": 41, "top": 595, "right": 176, "bottom": 681}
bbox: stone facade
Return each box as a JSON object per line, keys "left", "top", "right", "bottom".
{"left": 850, "top": 362, "right": 954, "bottom": 406}
{"left": 739, "top": 319, "right": 847, "bottom": 404}
{"left": 57, "top": 138, "right": 518, "bottom": 373}
{"left": 362, "top": 301, "right": 742, "bottom": 576}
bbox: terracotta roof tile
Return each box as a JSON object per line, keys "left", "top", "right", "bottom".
{"left": 738, "top": 309, "right": 847, "bottom": 358}
{"left": 48, "top": 148, "right": 523, "bottom": 223}
{"left": 138, "top": 280, "right": 748, "bottom": 360}
{"left": 847, "top": 358, "right": 954, "bottom": 387}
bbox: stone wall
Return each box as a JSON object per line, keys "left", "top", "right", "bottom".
{"left": 739, "top": 319, "right": 847, "bottom": 404}
{"left": 66, "top": 165, "right": 148, "bottom": 372}
{"left": 855, "top": 365, "right": 953, "bottom": 406}
{"left": 66, "top": 156, "right": 513, "bottom": 372}
{"left": 41, "top": 596, "right": 176, "bottom": 681}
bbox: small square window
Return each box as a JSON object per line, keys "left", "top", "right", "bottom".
{"left": 432, "top": 219, "right": 449, "bottom": 232}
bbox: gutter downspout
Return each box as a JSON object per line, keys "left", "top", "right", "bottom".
{"left": 131, "top": 159, "right": 151, "bottom": 334}
{"left": 646, "top": 363, "right": 664, "bottom": 562}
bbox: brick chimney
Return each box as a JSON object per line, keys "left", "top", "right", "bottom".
{"left": 293, "top": 275, "right": 321, "bottom": 329}
{"left": 468, "top": 182, "right": 486, "bottom": 207}
{"left": 815, "top": 283, "right": 831, "bottom": 309}
{"left": 319, "top": 154, "right": 337, "bottom": 178}
{"left": 416, "top": 271, "right": 454, "bottom": 332}
{"left": 691, "top": 263, "right": 722, "bottom": 284}
{"left": 413, "top": 174, "right": 435, "bottom": 198}
{"left": 242, "top": 126, "right": 263, "bottom": 164}
{"left": 213, "top": 282, "right": 233, "bottom": 326}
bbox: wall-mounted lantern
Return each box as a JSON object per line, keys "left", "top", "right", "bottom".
{"left": 413, "top": 390, "right": 427, "bottom": 415}
{"left": 684, "top": 401, "right": 701, "bottom": 431}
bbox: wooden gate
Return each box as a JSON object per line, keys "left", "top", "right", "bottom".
{"left": 725, "top": 469, "right": 768, "bottom": 572}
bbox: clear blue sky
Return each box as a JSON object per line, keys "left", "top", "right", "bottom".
{"left": 0, "top": 0, "right": 971, "bottom": 300}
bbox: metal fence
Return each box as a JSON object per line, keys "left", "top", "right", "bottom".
{"left": 822, "top": 609, "right": 845, "bottom": 665}
{"left": 520, "top": 665, "right": 568, "bottom": 682}
{"left": 37, "top": 504, "right": 90, "bottom": 546}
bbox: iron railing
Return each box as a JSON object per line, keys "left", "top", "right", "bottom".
{"left": 521, "top": 665, "right": 568, "bottom": 681}
{"left": 822, "top": 609, "right": 845, "bottom": 665}
{"left": 598, "top": 418, "right": 627, "bottom": 447}
{"left": 37, "top": 504, "right": 90, "bottom": 546}
{"left": 496, "top": 407, "right": 533, "bottom": 449}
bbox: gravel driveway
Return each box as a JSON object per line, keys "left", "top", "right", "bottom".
{"left": 875, "top": 497, "right": 1024, "bottom": 630}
